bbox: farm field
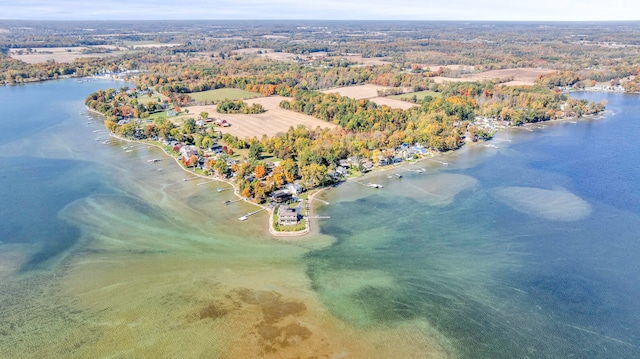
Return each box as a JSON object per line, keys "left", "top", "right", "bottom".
{"left": 120, "top": 41, "right": 181, "bottom": 48}
{"left": 189, "top": 88, "right": 262, "bottom": 103}
{"left": 369, "top": 97, "right": 417, "bottom": 110}
{"left": 321, "top": 84, "right": 392, "bottom": 99}
{"left": 8, "top": 46, "right": 127, "bottom": 64}
{"left": 179, "top": 96, "right": 337, "bottom": 138}
{"left": 432, "top": 67, "right": 554, "bottom": 85}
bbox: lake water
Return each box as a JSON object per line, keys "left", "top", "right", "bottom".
{"left": 1, "top": 80, "right": 639, "bottom": 358}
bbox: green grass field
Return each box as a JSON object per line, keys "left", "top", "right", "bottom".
{"left": 389, "top": 90, "right": 442, "bottom": 102}
{"left": 136, "top": 92, "right": 169, "bottom": 103}
{"left": 189, "top": 88, "right": 262, "bottom": 103}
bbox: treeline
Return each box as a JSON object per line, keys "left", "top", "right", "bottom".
{"left": 216, "top": 99, "right": 265, "bottom": 114}
{"left": 136, "top": 59, "right": 437, "bottom": 97}
{"left": 536, "top": 69, "right": 640, "bottom": 92}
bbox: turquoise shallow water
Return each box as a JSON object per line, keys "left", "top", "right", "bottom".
{"left": 1, "top": 81, "right": 639, "bottom": 358}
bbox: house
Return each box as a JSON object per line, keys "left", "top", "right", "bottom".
{"left": 339, "top": 159, "right": 350, "bottom": 167}
{"left": 361, "top": 161, "right": 374, "bottom": 172}
{"left": 411, "top": 144, "right": 428, "bottom": 155}
{"left": 167, "top": 110, "right": 177, "bottom": 117}
{"left": 336, "top": 166, "right": 348, "bottom": 176}
{"left": 179, "top": 146, "right": 197, "bottom": 161}
{"left": 286, "top": 183, "right": 303, "bottom": 195}
{"left": 377, "top": 156, "right": 389, "bottom": 166}
{"left": 271, "top": 190, "right": 292, "bottom": 204}
{"left": 210, "top": 144, "right": 223, "bottom": 154}
{"left": 278, "top": 206, "right": 299, "bottom": 226}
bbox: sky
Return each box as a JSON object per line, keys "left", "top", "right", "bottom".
{"left": 0, "top": 0, "right": 638, "bottom": 21}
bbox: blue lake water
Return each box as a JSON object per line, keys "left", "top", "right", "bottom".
{"left": 310, "top": 92, "right": 640, "bottom": 358}
{"left": 1, "top": 80, "right": 639, "bottom": 358}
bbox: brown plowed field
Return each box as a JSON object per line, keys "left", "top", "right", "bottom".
{"left": 181, "top": 96, "right": 337, "bottom": 139}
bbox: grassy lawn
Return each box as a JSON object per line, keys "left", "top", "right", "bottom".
{"left": 390, "top": 90, "right": 442, "bottom": 102}
{"left": 189, "top": 88, "right": 262, "bottom": 103}
{"left": 136, "top": 92, "right": 169, "bottom": 103}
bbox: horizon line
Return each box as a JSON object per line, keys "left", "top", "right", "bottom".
{"left": 1, "top": 18, "right": 640, "bottom": 23}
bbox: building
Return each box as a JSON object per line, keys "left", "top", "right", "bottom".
{"left": 286, "top": 183, "right": 303, "bottom": 195}
{"left": 271, "top": 190, "right": 292, "bottom": 203}
{"left": 278, "top": 206, "right": 299, "bottom": 226}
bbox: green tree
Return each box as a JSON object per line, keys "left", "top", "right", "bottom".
{"left": 183, "top": 118, "right": 196, "bottom": 134}
{"left": 248, "top": 143, "right": 263, "bottom": 161}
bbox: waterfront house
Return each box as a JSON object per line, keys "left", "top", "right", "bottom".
{"left": 377, "top": 156, "right": 389, "bottom": 166}
{"left": 278, "top": 206, "right": 299, "bottom": 226}
{"left": 271, "top": 190, "right": 292, "bottom": 203}
{"left": 361, "top": 160, "right": 374, "bottom": 172}
{"left": 179, "top": 145, "right": 197, "bottom": 161}
{"left": 286, "top": 183, "right": 303, "bottom": 195}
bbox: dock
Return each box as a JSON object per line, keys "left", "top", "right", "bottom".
{"left": 197, "top": 180, "right": 217, "bottom": 186}
{"left": 224, "top": 198, "right": 244, "bottom": 205}
{"left": 426, "top": 158, "right": 448, "bottom": 166}
{"left": 239, "top": 207, "right": 266, "bottom": 221}
{"left": 356, "top": 182, "right": 383, "bottom": 189}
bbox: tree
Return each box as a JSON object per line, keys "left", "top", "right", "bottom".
{"left": 199, "top": 111, "right": 209, "bottom": 121}
{"left": 183, "top": 118, "right": 196, "bottom": 134}
{"left": 202, "top": 136, "right": 213, "bottom": 149}
{"left": 248, "top": 143, "right": 263, "bottom": 161}
{"left": 188, "top": 154, "right": 198, "bottom": 168}
{"left": 255, "top": 164, "right": 266, "bottom": 179}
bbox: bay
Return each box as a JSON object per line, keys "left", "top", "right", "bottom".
{"left": 1, "top": 80, "right": 638, "bottom": 358}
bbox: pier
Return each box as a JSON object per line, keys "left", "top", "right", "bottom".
{"left": 239, "top": 207, "right": 267, "bottom": 221}
{"left": 196, "top": 180, "right": 217, "bottom": 186}
{"left": 224, "top": 198, "right": 244, "bottom": 205}
{"left": 426, "top": 158, "right": 448, "bottom": 166}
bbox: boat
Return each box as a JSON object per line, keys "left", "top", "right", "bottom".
{"left": 394, "top": 173, "right": 403, "bottom": 178}
{"left": 239, "top": 215, "right": 248, "bottom": 221}
{"left": 367, "top": 183, "right": 383, "bottom": 189}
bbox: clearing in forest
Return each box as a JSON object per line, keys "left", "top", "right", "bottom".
{"left": 321, "top": 84, "right": 392, "bottom": 99}
{"left": 369, "top": 97, "right": 417, "bottom": 110}
{"left": 189, "top": 88, "right": 262, "bottom": 103}
{"left": 432, "top": 67, "right": 554, "bottom": 85}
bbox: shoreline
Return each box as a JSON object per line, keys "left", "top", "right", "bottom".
{"left": 85, "top": 93, "right": 610, "bottom": 239}
{"left": 94, "top": 115, "right": 320, "bottom": 238}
